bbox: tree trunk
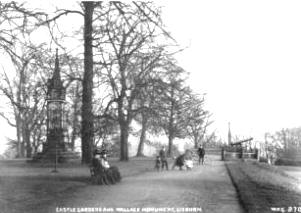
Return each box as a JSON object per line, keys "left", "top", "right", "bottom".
{"left": 136, "top": 115, "right": 147, "bottom": 157}
{"left": 15, "top": 115, "right": 22, "bottom": 158}
{"left": 168, "top": 132, "right": 173, "bottom": 157}
{"left": 71, "top": 121, "right": 77, "bottom": 151}
{"left": 81, "top": 2, "right": 94, "bottom": 164}
{"left": 120, "top": 123, "right": 129, "bottom": 161}
{"left": 167, "top": 89, "right": 175, "bottom": 157}
{"left": 194, "top": 138, "right": 198, "bottom": 149}
{"left": 71, "top": 83, "right": 80, "bottom": 151}
{"left": 19, "top": 118, "right": 25, "bottom": 158}
{"left": 118, "top": 86, "right": 129, "bottom": 161}
{"left": 32, "top": 129, "right": 39, "bottom": 154}
{"left": 24, "top": 128, "right": 32, "bottom": 158}
{"left": 20, "top": 142, "right": 25, "bottom": 158}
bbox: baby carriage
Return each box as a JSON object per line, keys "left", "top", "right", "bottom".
{"left": 184, "top": 159, "right": 193, "bottom": 170}
{"left": 172, "top": 150, "right": 194, "bottom": 170}
{"left": 90, "top": 149, "right": 121, "bottom": 185}
{"left": 184, "top": 149, "right": 194, "bottom": 170}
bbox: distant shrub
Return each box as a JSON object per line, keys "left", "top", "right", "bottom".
{"left": 259, "top": 157, "right": 268, "bottom": 163}
{"left": 274, "top": 158, "right": 301, "bottom": 166}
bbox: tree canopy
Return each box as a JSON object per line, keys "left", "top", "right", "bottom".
{"left": 0, "top": 1, "right": 212, "bottom": 161}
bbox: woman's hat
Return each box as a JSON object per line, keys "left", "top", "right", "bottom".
{"left": 100, "top": 149, "right": 108, "bottom": 155}
{"left": 93, "top": 148, "right": 102, "bottom": 155}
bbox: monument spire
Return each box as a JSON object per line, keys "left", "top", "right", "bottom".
{"left": 53, "top": 48, "right": 61, "bottom": 86}
{"left": 228, "top": 122, "right": 232, "bottom": 145}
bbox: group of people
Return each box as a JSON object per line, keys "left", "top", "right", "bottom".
{"left": 91, "top": 143, "right": 206, "bottom": 175}
{"left": 155, "top": 144, "right": 206, "bottom": 171}
{"left": 91, "top": 148, "right": 121, "bottom": 185}
{"left": 92, "top": 148, "right": 110, "bottom": 171}
{"left": 155, "top": 146, "right": 169, "bottom": 170}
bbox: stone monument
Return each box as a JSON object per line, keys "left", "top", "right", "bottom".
{"left": 32, "top": 49, "right": 79, "bottom": 163}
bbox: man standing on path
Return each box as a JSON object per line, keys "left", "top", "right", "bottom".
{"left": 159, "top": 146, "right": 168, "bottom": 170}
{"left": 198, "top": 145, "right": 205, "bottom": 165}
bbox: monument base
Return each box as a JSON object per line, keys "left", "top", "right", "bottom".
{"left": 31, "top": 144, "right": 80, "bottom": 163}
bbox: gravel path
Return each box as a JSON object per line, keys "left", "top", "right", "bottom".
{"left": 51, "top": 156, "right": 244, "bottom": 213}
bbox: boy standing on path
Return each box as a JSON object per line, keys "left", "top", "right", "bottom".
{"left": 198, "top": 145, "right": 205, "bottom": 165}
{"left": 159, "top": 146, "right": 168, "bottom": 170}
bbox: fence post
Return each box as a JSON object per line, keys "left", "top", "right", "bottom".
{"left": 221, "top": 148, "right": 225, "bottom": 161}
{"left": 255, "top": 148, "right": 259, "bottom": 161}
{"left": 240, "top": 147, "right": 244, "bottom": 160}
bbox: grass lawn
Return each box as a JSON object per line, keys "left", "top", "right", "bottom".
{"left": 0, "top": 157, "right": 159, "bottom": 213}
{"left": 225, "top": 160, "right": 301, "bottom": 213}
{"left": 276, "top": 165, "right": 301, "bottom": 182}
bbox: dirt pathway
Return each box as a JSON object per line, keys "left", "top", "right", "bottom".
{"left": 50, "top": 156, "right": 244, "bottom": 213}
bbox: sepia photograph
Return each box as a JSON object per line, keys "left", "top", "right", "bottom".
{"left": 0, "top": 1, "right": 300, "bottom": 213}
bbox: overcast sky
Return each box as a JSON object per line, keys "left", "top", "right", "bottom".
{"left": 160, "top": 0, "right": 301, "bottom": 142}
{"left": 1, "top": 1, "right": 301, "bottom": 153}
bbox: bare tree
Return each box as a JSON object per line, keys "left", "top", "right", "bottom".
{"left": 0, "top": 2, "right": 48, "bottom": 157}
{"left": 134, "top": 72, "right": 162, "bottom": 157}
{"left": 80, "top": 1, "right": 95, "bottom": 163}
{"left": 0, "top": 43, "right": 51, "bottom": 157}
{"left": 38, "top": 1, "right": 170, "bottom": 162}
{"left": 185, "top": 93, "right": 212, "bottom": 148}
{"left": 266, "top": 127, "right": 301, "bottom": 156}
{"left": 151, "top": 61, "right": 190, "bottom": 156}
{"left": 93, "top": 2, "right": 168, "bottom": 161}
{"left": 59, "top": 54, "right": 84, "bottom": 151}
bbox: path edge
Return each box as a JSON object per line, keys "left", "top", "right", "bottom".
{"left": 224, "top": 161, "right": 248, "bottom": 213}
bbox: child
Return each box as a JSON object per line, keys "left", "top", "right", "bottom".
{"left": 154, "top": 156, "right": 161, "bottom": 171}
{"left": 197, "top": 145, "right": 205, "bottom": 165}
{"left": 159, "top": 146, "right": 168, "bottom": 170}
